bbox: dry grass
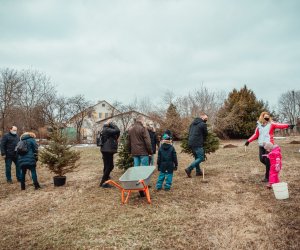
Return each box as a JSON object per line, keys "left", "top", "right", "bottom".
{"left": 0, "top": 137, "right": 299, "bottom": 250}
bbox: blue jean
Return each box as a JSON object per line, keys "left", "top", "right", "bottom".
{"left": 187, "top": 147, "right": 204, "bottom": 173}
{"left": 133, "top": 156, "right": 149, "bottom": 166}
{"left": 5, "top": 158, "right": 21, "bottom": 181}
{"left": 156, "top": 172, "right": 173, "bottom": 190}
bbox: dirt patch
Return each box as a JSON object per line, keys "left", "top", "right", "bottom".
{"left": 0, "top": 139, "right": 299, "bottom": 249}
{"left": 223, "top": 144, "right": 238, "bottom": 148}
{"left": 290, "top": 140, "right": 300, "bottom": 144}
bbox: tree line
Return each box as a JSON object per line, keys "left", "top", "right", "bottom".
{"left": 0, "top": 68, "right": 92, "bottom": 141}
{"left": 1, "top": 67, "right": 299, "bottom": 141}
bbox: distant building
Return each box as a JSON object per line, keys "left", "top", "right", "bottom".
{"left": 89, "top": 100, "right": 120, "bottom": 122}
{"left": 96, "top": 110, "right": 159, "bottom": 134}
{"left": 67, "top": 100, "right": 120, "bottom": 143}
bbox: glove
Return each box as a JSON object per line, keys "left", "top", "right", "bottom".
{"left": 245, "top": 141, "right": 250, "bottom": 146}
{"left": 174, "top": 166, "right": 178, "bottom": 171}
{"left": 289, "top": 124, "right": 295, "bottom": 129}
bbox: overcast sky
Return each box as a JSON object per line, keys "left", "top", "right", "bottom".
{"left": 0, "top": 0, "right": 299, "bottom": 108}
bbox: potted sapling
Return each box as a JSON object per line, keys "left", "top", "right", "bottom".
{"left": 39, "top": 129, "right": 80, "bottom": 186}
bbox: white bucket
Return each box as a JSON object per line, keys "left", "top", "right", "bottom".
{"left": 272, "top": 182, "right": 289, "bottom": 200}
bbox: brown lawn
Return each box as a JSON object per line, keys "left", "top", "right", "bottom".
{"left": 0, "top": 137, "right": 299, "bottom": 250}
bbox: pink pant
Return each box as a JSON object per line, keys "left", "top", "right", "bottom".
{"left": 269, "top": 164, "right": 280, "bottom": 185}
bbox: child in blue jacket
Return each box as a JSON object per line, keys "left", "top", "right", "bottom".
{"left": 156, "top": 134, "right": 178, "bottom": 191}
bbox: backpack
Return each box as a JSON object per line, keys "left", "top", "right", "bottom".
{"left": 96, "top": 131, "right": 105, "bottom": 147}
{"left": 15, "top": 140, "right": 29, "bottom": 155}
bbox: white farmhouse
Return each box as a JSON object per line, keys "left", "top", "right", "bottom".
{"left": 73, "top": 100, "right": 120, "bottom": 143}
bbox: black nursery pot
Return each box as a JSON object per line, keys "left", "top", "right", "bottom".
{"left": 53, "top": 176, "right": 66, "bottom": 187}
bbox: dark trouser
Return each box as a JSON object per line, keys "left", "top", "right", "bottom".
{"left": 20, "top": 165, "right": 39, "bottom": 189}
{"left": 100, "top": 152, "right": 114, "bottom": 186}
{"left": 259, "top": 146, "right": 270, "bottom": 180}
{"left": 5, "top": 157, "right": 21, "bottom": 181}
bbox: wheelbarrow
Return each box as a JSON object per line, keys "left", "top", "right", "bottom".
{"left": 105, "top": 166, "right": 156, "bottom": 204}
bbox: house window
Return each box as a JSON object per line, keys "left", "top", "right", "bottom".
{"left": 99, "top": 113, "right": 102, "bottom": 118}
{"left": 102, "top": 103, "right": 105, "bottom": 107}
{"left": 105, "top": 113, "right": 109, "bottom": 118}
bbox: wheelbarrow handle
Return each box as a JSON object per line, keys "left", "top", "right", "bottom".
{"left": 105, "top": 180, "right": 123, "bottom": 190}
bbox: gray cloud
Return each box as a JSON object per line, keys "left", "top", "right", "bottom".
{"left": 0, "top": 0, "right": 299, "bottom": 107}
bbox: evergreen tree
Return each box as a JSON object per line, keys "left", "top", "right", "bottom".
{"left": 116, "top": 132, "right": 134, "bottom": 170}
{"left": 214, "top": 85, "right": 267, "bottom": 138}
{"left": 39, "top": 129, "right": 81, "bottom": 176}
{"left": 181, "top": 126, "right": 220, "bottom": 157}
{"left": 162, "top": 103, "right": 183, "bottom": 140}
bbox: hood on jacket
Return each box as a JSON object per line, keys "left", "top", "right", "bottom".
{"left": 192, "top": 117, "right": 204, "bottom": 125}
{"left": 21, "top": 132, "right": 36, "bottom": 140}
{"left": 161, "top": 143, "right": 172, "bottom": 150}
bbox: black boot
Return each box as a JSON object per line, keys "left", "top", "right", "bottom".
{"left": 34, "top": 182, "right": 41, "bottom": 190}
{"left": 21, "top": 182, "right": 25, "bottom": 190}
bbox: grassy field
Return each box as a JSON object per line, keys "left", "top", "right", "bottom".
{"left": 0, "top": 137, "right": 299, "bottom": 250}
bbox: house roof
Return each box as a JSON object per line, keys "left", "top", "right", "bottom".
{"left": 69, "top": 100, "right": 120, "bottom": 122}
{"left": 96, "top": 110, "right": 151, "bottom": 124}
{"left": 90, "top": 100, "right": 121, "bottom": 113}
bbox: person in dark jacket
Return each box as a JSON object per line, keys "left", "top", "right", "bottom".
{"left": 128, "top": 115, "right": 152, "bottom": 166}
{"left": 185, "top": 113, "right": 208, "bottom": 177}
{"left": 99, "top": 120, "right": 120, "bottom": 188}
{"left": 18, "top": 132, "right": 40, "bottom": 190}
{"left": 128, "top": 116, "right": 152, "bottom": 197}
{"left": 147, "top": 122, "right": 158, "bottom": 165}
{"left": 1, "top": 126, "right": 21, "bottom": 183}
{"left": 156, "top": 134, "right": 178, "bottom": 191}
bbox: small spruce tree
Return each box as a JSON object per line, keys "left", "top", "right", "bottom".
{"left": 116, "top": 132, "right": 134, "bottom": 170}
{"left": 181, "top": 126, "right": 220, "bottom": 157}
{"left": 39, "top": 129, "right": 81, "bottom": 176}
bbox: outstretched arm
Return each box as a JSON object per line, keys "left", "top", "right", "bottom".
{"left": 248, "top": 127, "right": 259, "bottom": 143}
{"left": 271, "top": 122, "right": 289, "bottom": 130}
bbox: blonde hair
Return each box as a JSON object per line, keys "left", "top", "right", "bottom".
{"left": 258, "top": 112, "right": 272, "bottom": 124}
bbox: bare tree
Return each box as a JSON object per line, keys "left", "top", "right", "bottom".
{"left": 278, "top": 90, "right": 300, "bottom": 126}
{"left": 18, "top": 69, "right": 56, "bottom": 130}
{"left": 0, "top": 68, "right": 23, "bottom": 133}
{"left": 68, "top": 95, "right": 93, "bottom": 143}
{"left": 162, "top": 90, "right": 175, "bottom": 106}
{"left": 175, "top": 86, "right": 225, "bottom": 127}
{"left": 109, "top": 101, "right": 138, "bottom": 132}
{"left": 136, "top": 96, "right": 154, "bottom": 115}
{"left": 42, "top": 95, "right": 71, "bottom": 129}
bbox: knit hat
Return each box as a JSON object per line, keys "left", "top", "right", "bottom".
{"left": 162, "top": 133, "right": 170, "bottom": 140}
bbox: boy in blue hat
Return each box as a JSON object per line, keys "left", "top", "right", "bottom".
{"left": 156, "top": 133, "right": 178, "bottom": 191}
